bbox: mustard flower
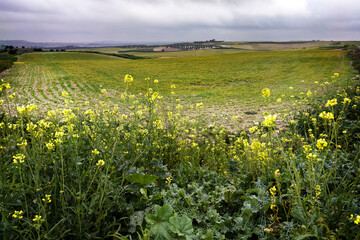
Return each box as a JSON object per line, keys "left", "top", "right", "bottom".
{"left": 42, "top": 194, "right": 52, "bottom": 203}
{"left": 92, "top": 149, "right": 100, "bottom": 155}
{"left": 316, "top": 138, "right": 328, "bottom": 150}
{"left": 124, "top": 74, "right": 133, "bottom": 83}
{"left": 355, "top": 215, "right": 360, "bottom": 225}
{"left": 269, "top": 186, "right": 276, "bottom": 196}
{"left": 275, "top": 169, "right": 280, "bottom": 177}
{"left": 262, "top": 88, "right": 270, "bottom": 98}
{"left": 154, "top": 79, "right": 159, "bottom": 84}
{"left": 262, "top": 114, "right": 277, "bottom": 128}
{"left": 342, "top": 98, "right": 351, "bottom": 104}
{"left": 96, "top": 159, "right": 105, "bottom": 166}
{"left": 32, "top": 215, "right": 44, "bottom": 223}
{"left": 46, "top": 142, "right": 55, "bottom": 151}
{"left": 166, "top": 177, "right": 172, "bottom": 184}
{"left": 249, "top": 126, "right": 258, "bottom": 134}
{"left": 12, "top": 210, "right": 23, "bottom": 219}
{"left": 319, "top": 111, "right": 334, "bottom": 120}
{"left": 101, "top": 89, "right": 107, "bottom": 94}
{"left": 307, "top": 90, "right": 312, "bottom": 97}
{"left": 13, "top": 153, "right": 25, "bottom": 164}
{"left": 62, "top": 91, "right": 69, "bottom": 97}
{"left": 325, "top": 98, "right": 337, "bottom": 107}
{"left": 195, "top": 102, "right": 203, "bottom": 108}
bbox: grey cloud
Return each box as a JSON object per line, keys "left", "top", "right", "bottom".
{"left": 0, "top": 0, "right": 359, "bottom": 42}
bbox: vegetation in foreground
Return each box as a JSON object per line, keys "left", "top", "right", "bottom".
{"left": 0, "top": 72, "right": 360, "bottom": 239}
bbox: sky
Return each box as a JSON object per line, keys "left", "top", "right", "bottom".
{"left": 0, "top": 0, "right": 359, "bottom": 43}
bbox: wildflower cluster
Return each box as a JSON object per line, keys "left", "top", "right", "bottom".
{"left": 1, "top": 73, "right": 360, "bottom": 239}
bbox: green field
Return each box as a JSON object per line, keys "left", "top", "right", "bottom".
{"left": 72, "top": 41, "right": 359, "bottom": 58}
{"left": 3, "top": 48, "right": 353, "bottom": 128}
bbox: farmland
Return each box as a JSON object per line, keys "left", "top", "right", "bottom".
{"left": 1, "top": 46, "right": 360, "bottom": 239}
{"left": 3, "top": 49, "right": 353, "bottom": 128}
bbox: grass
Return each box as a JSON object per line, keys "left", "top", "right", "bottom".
{"left": 3, "top": 49, "right": 353, "bottom": 129}
{"left": 8, "top": 50, "right": 353, "bottom": 103}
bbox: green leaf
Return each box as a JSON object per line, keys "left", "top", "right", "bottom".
{"left": 146, "top": 205, "right": 175, "bottom": 240}
{"left": 291, "top": 206, "right": 307, "bottom": 224}
{"left": 169, "top": 214, "right": 194, "bottom": 239}
{"left": 125, "top": 173, "right": 158, "bottom": 185}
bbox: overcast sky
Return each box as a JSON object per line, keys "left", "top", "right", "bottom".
{"left": 0, "top": 0, "right": 359, "bottom": 42}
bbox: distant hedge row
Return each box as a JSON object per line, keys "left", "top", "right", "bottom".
{"left": 347, "top": 49, "right": 360, "bottom": 72}
{"left": 77, "top": 50, "right": 149, "bottom": 59}
{"left": 0, "top": 54, "right": 17, "bottom": 73}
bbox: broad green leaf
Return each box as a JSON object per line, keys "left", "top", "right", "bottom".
{"left": 169, "top": 214, "right": 194, "bottom": 239}
{"left": 146, "top": 205, "right": 175, "bottom": 240}
{"left": 125, "top": 173, "right": 158, "bottom": 185}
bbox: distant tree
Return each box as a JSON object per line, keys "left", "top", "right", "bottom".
{"left": 8, "top": 49, "right": 18, "bottom": 54}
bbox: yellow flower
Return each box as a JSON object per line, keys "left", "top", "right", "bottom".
{"left": 269, "top": 186, "right": 276, "bottom": 196}
{"left": 276, "top": 98, "right": 281, "bottom": 103}
{"left": 13, "top": 153, "right": 25, "bottom": 164}
{"left": 32, "top": 215, "right": 44, "bottom": 223}
{"left": 262, "top": 88, "right": 270, "bottom": 98}
{"left": 315, "top": 185, "right": 321, "bottom": 196}
{"left": 289, "top": 87, "right": 293, "bottom": 90}
{"left": 62, "top": 91, "right": 69, "bottom": 97}
{"left": 42, "top": 194, "right": 52, "bottom": 203}
{"left": 46, "top": 142, "right": 55, "bottom": 151}
{"left": 166, "top": 177, "right": 172, "bottom": 184}
{"left": 262, "top": 114, "right": 277, "bottom": 128}
{"left": 154, "top": 79, "right": 159, "bottom": 84}
{"left": 92, "top": 149, "right": 100, "bottom": 155}
{"left": 342, "top": 98, "right": 351, "bottom": 104}
{"left": 325, "top": 98, "right": 337, "bottom": 107}
{"left": 270, "top": 205, "right": 277, "bottom": 210}
{"left": 96, "top": 159, "right": 105, "bottom": 166}
{"left": 334, "top": 73, "right": 339, "bottom": 77}
{"left": 307, "top": 90, "right": 312, "bottom": 97}
{"left": 170, "top": 84, "right": 176, "bottom": 89}
{"left": 249, "top": 126, "right": 258, "bottom": 134}
{"left": 316, "top": 138, "right": 328, "bottom": 150}
{"left": 232, "top": 115, "right": 238, "bottom": 121}
{"left": 319, "top": 111, "right": 334, "bottom": 120}
{"left": 274, "top": 169, "right": 280, "bottom": 177}
{"left": 101, "top": 89, "right": 107, "bottom": 94}
{"left": 12, "top": 210, "right": 24, "bottom": 219}
{"left": 195, "top": 102, "right": 203, "bottom": 108}
{"left": 354, "top": 215, "right": 360, "bottom": 225}
{"left": 124, "top": 74, "right": 133, "bottom": 83}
